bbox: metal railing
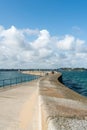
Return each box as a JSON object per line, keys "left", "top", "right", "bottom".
{"left": 0, "top": 75, "right": 40, "bottom": 88}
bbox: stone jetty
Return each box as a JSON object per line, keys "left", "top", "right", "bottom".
{"left": 39, "top": 72, "right": 87, "bottom": 130}
{"left": 0, "top": 72, "right": 87, "bottom": 130}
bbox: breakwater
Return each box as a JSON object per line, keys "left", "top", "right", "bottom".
{"left": 39, "top": 72, "right": 87, "bottom": 130}
{"left": 0, "top": 71, "right": 87, "bottom": 130}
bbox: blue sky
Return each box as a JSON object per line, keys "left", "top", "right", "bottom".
{"left": 0, "top": 0, "right": 87, "bottom": 35}
{"left": 0, "top": 0, "right": 87, "bottom": 68}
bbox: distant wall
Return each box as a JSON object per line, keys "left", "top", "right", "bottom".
{"left": 21, "top": 70, "right": 46, "bottom": 76}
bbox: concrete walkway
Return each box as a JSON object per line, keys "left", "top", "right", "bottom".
{"left": 0, "top": 80, "right": 39, "bottom": 130}
{"left": 0, "top": 73, "right": 87, "bottom": 130}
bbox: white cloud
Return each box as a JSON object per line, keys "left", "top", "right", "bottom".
{"left": 72, "top": 26, "right": 81, "bottom": 32}
{"left": 57, "top": 35, "right": 86, "bottom": 54}
{"left": 31, "top": 30, "right": 50, "bottom": 49}
{"left": 72, "top": 26, "right": 82, "bottom": 35}
{"left": 0, "top": 25, "right": 4, "bottom": 33}
{"left": 22, "top": 28, "right": 39, "bottom": 35}
{"left": 57, "top": 35, "right": 75, "bottom": 50}
{"left": 0, "top": 25, "right": 87, "bottom": 69}
{"left": 75, "top": 39, "right": 87, "bottom": 53}
{"left": 39, "top": 48, "right": 52, "bottom": 58}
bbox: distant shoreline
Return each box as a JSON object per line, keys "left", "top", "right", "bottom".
{"left": 0, "top": 68, "right": 87, "bottom": 71}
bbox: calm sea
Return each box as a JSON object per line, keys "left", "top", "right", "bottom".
{"left": 0, "top": 71, "right": 39, "bottom": 87}
{"left": 59, "top": 70, "right": 87, "bottom": 97}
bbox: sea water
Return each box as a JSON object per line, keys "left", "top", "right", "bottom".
{"left": 0, "top": 71, "right": 39, "bottom": 87}
{"left": 60, "top": 70, "right": 87, "bottom": 97}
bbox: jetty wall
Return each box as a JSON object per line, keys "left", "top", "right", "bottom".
{"left": 39, "top": 72, "right": 87, "bottom": 130}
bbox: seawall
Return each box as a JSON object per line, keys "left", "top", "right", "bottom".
{"left": 0, "top": 71, "right": 87, "bottom": 129}
{"left": 39, "top": 72, "right": 87, "bottom": 130}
